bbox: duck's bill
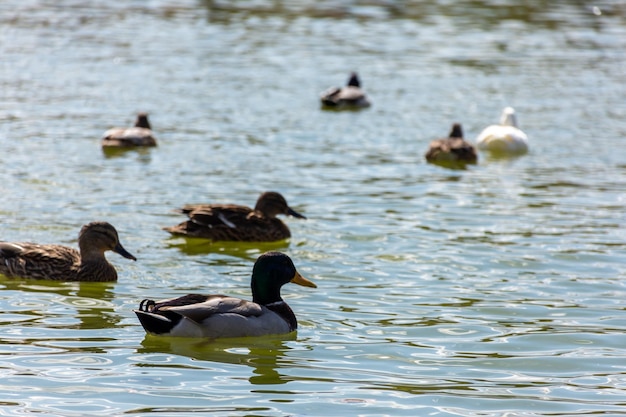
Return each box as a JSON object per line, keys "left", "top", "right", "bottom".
{"left": 287, "top": 207, "right": 307, "bottom": 219}
{"left": 115, "top": 243, "right": 137, "bottom": 261}
{"left": 291, "top": 271, "right": 317, "bottom": 288}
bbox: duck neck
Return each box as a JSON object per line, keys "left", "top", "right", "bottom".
{"left": 135, "top": 115, "right": 151, "bottom": 129}
{"left": 79, "top": 245, "right": 106, "bottom": 263}
{"left": 77, "top": 256, "right": 116, "bottom": 282}
{"left": 347, "top": 74, "right": 360, "bottom": 87}
{"left": 501, "top": 110, "right": 518, "bottom": 127}
{"left": 251, "top": 275, "right": 283, "bottom": 305}
{"left": 265, "top": 301, "right": 297, "bottom": 331}
{"left": 78, "top": 248, "right": 116, "bottom": 281}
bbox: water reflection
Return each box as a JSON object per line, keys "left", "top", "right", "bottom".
{"left": 202, "top": 0, "right": 361, "bottom": 20}
{"left": 165, "top": 236, "right": 289, "bottom": 260}
{"left": 482, "top": 152, "right": 527, "bottom": 163}
{"left": 101, "top": 146, "right": 155, "bottom": 163}
{"left": 0, "top": 279, "right": 119, "bottom": 330}
{"left": 138, "top": 333, "right": 296, "bottom": 385}
{"left": 200, "top": 0, "right": 614, "bottom": 29}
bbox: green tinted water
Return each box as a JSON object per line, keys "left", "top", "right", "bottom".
{"left": 1, "top": 1, "right": 625, "bottom": 415}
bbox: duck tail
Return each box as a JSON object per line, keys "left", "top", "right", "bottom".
{"left": 134, "top": 309, "right": 181, "bottom": 335}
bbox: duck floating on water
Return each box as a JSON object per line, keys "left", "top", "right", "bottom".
{"left": 163, "top": 191, "right": 306, "bottom": 242}
{"left": 425, "top": 123, "right": 478, "bottom": 169}
{"left": 134, "top": 251, "right": 317, "bottom": 338}
{"left": 102, "top": 113, "right": 157, "bottom": 148}
{"left": 476, "top": 107, "right": 528, "bottom": 155}
{"left": 0, "top": 221, "right": 136, "bottom": 282}
{"left": 320, "top": 72, "right": 371, "bottom": 109}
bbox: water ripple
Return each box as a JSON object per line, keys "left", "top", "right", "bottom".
{"left": 1, "top": 0, "right": 625, "bottom": 415}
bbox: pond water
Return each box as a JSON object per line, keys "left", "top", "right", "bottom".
{"left": 1, "top": 0, "right": 626, "bottom": 415}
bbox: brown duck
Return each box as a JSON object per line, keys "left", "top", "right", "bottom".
{"left": 0, "top": 221, "right": 136, "bottom": 282}
{"left": 163, "top": 192, "right": 306, "bottom": 242}
{"left": 102, "top": 113, "right": 157, "bottom": 148}
{"left": 425, "top": 123, "right": 478, "bottom": 168}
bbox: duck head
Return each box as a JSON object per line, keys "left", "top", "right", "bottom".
{"left": 255, "top": 192, "right": 306, "bottom": 219}
{"left": 251, "top": 252, "right": 316, "bottom": 305}
{"left": 78, "top": 221, "right": 137, "bottom": 261}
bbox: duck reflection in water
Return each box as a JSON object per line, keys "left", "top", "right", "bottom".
{"left": 165, "top": 238, "right": 290, "bottom": 260}
{"left": 0, "top": 279, "right": 120, "bottom": 330}
{"left": 138, "top": 334, "right": 296, "bottom": 385}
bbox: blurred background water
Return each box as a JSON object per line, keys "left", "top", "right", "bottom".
{"left": 1, "top": 0, "right": 626, "bottom": 416}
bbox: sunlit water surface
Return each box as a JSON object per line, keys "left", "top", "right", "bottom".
{"left": 1, "top": 0, "right": 626, "bottom": 416}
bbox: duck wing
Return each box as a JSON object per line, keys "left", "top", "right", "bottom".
{"left": 322, "top": 86, "right": 370, "bottom": 108}
{"left": 134, "top": 294, "right": 292, "bottom": 338}
{"left": 186, "top": 205, "right": 254, "bottom": 228}
{"left": 337, "top": 86, "right": 365, "bottom": 102}
{"left": 320, "top": 86, "right": 342, "bottom": 104}
{"left": 102, "top": 127, "right": 156, "bottom": 147}
{"left": 0, "top": 242, "right": 80, "bottom": 279}
{"left": 164, "top": 204, "right": 290, "bottom": 241}
{"left": 476, "top": 125, "right": 528, "bottom": 153}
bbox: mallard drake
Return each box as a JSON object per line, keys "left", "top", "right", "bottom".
{"left": 476, "top": 107, "right": 528, "bottom": 154}
{"left": 134, "top": 251, "right": 316, "bottom": 338}
{"left": 163, "top": 191, "right": 306, "bottom": 242}
{"left": 425, "top": 123, "right": 478, "bottom": 168}
{"left": 0, "top": 221, "right": 136, "bottom": 282}
{"left": 320, "top": 72, "right": 371, "bottom": 109}
{"left": 101, "top": 113, "right": 157, "bottom": 148}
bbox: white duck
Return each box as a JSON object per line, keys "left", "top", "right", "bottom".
{"left": 476, "top": 107, "right": 528, "bottom": 154}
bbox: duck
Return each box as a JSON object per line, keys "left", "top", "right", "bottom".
{"left": 425, "top": 123, "right": 478, "bottom": 168}
{"left": 0, "top": 221, "right": 136, "bottom": 282}
{"left": 320, "top": 72, "right": 371, "bottom": 109}
{"left": 163, "top": 191, "right": 306, "bottom": 242}
{"left": 101, "top": 113, "right": 157, "bottom": 148}
{"left": 134, "top": 251, "right": 317, "bottom": 338}
{"left": 476, "top": 107, "right": 528, "bottom": 154}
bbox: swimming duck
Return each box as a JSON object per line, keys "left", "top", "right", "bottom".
{"left": 476, "top": 107, "right": 528, "bottom": 154}
{"left": 0, "top": 221, "right": 136, "bottom": 282}
{"left": 101, "top": 113, "right": 157, "bottom": 147}
{"left": 425, "top": 123, "right": 478, "bottom": 168}
{"left": 320, "top": 72, "right": 371, "bottom": 109}
{"left": 134, "top": 251, "right": 316, "bottom": 338}
{"left": 163, "top": 191, "right": 306, "bottom": 242}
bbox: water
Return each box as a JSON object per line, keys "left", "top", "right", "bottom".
{"left": 1, "top": 0, "right": 626, "bottom": 415}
